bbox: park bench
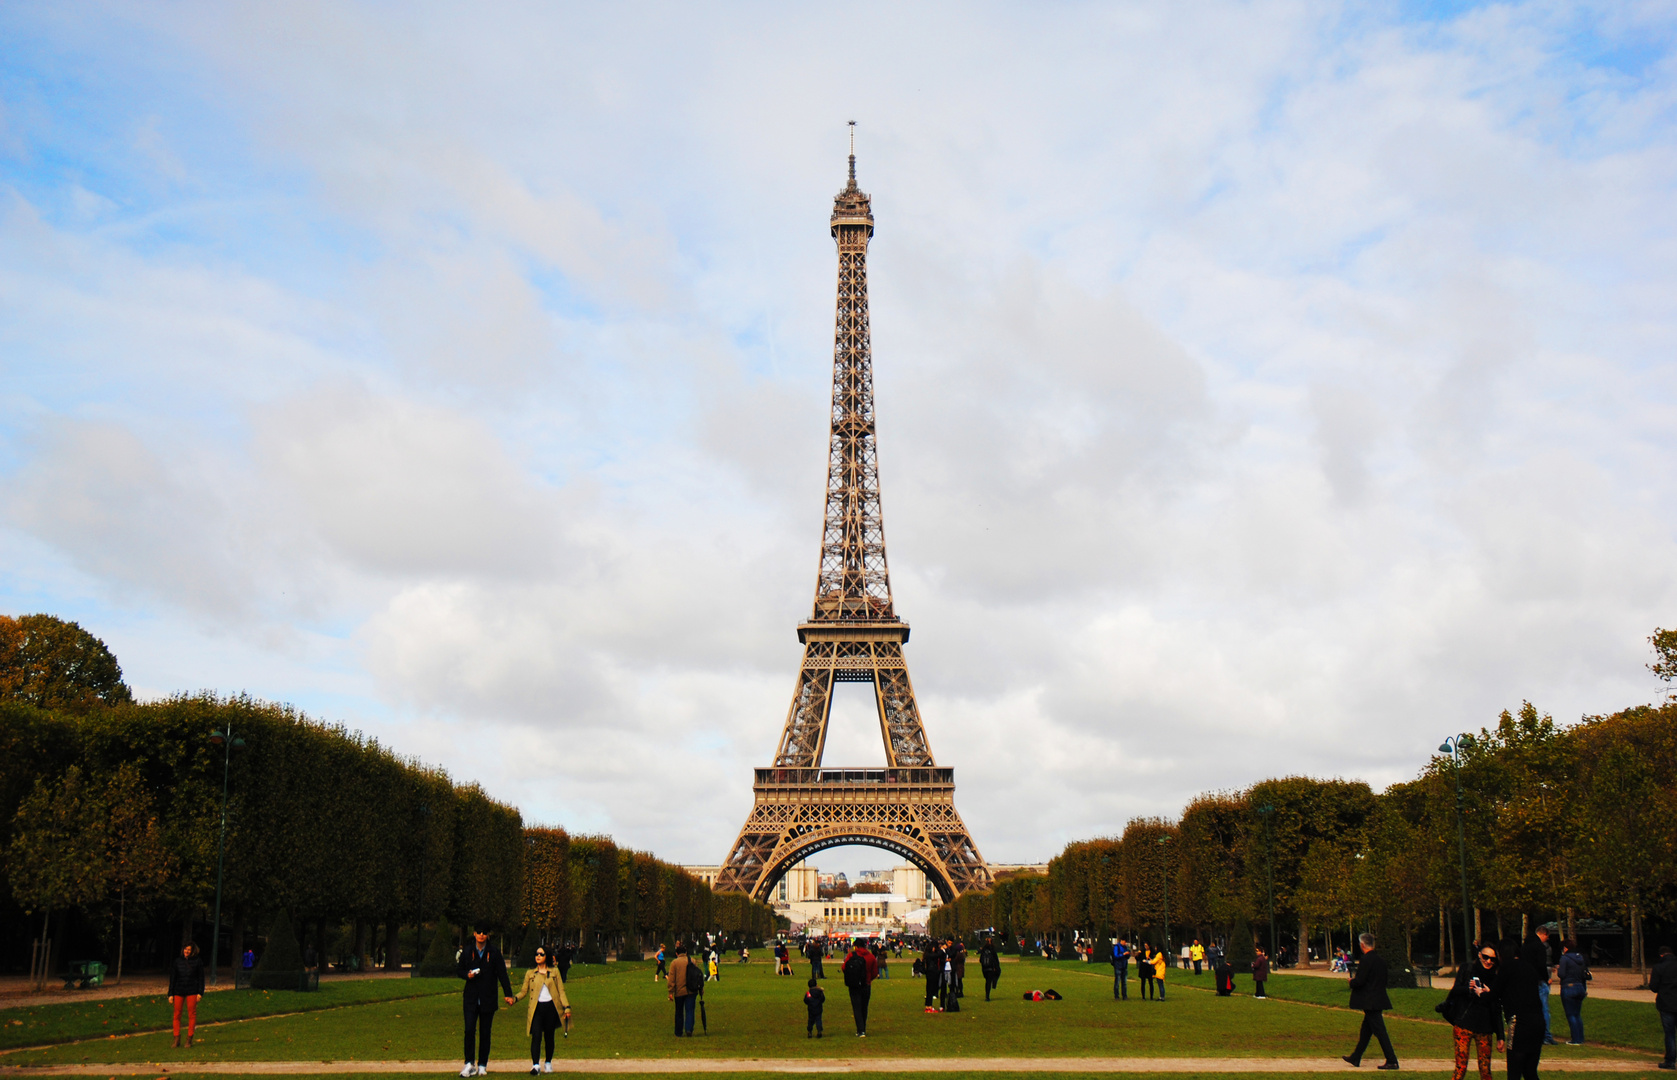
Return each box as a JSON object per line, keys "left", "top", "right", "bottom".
{"left": 61, "top": 961, "right": 105, "bottom": 990}
{"left": 1414, "top": 965, "right": 1439, "bottom": 988}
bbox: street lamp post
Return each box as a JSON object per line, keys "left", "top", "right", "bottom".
{"left": 207, "top": 723, "right": 246, "bottom": 986}
{"left": 1157, "top": 835, "right": 1171, "bottom": 963}
{"left": 1439, "top": 736, "right": 1474, "bottom": 964}
{"left": 1258, "top": 803, "right": 1277, "bottom": 960}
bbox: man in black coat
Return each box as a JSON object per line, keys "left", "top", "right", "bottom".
{"left": 1342, "top": 932, "right": 1399, "bottom": 1069}
{"left": 457, "top": 926, "right": 515, "bottom": 1077}
{"left": 1650, "top": 944, "right": 1677, "bottom": 1070}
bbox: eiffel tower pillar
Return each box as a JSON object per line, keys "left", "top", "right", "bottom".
{"left": 714, "top": 128, "right": 992, "bottom": 903}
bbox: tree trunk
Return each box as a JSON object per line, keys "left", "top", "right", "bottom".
{"left": 385, "top": 919, "right": 402, "bottom": 970}
{"left": 229, "top": 906, "right": 245, "bottom": 983}
{"left": 1495, "top": 909, "right": 1505, "bottom": 941}
{"left": 354, "top": 919, "right": 370, "bottom": 969}
{"left": 1567, "top": 906, "right": 1577, "bottom": 946}
{"left": 1474, "top": 907, "right": 1482, "bottom": 946}
{"left": 1631, "top": 901, "right": 1644, "bottom": 977}
{"left": 1299, "top": 918, "right": 1311, "bottom": 966}
{"left": 1405, "top": 924, "right": 1413, "bottom": 965}
{"left": 34, "top": 910, "right": 52, "bottom": 991}
{"left": 116, "top": 891, "right": 127, "bottom": 985}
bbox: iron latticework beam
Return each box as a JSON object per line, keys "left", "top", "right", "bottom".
{"left": 716, "top": 133, "right": 991, "bottom": 904}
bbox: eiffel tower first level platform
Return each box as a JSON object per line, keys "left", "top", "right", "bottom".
{"left": 713, "top": 128, "right": 992, "bottom": 904}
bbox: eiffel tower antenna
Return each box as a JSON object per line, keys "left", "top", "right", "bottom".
{"left": 713, "top": 134, "right": 992, "bottom": 904}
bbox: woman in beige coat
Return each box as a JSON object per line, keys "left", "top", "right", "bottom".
{"left": 514, "top": 947, "right": 571, "bottom": 1073}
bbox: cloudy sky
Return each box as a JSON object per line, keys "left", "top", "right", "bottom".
{"left": 3, "top": 2, "right": 1675, "bottom": 877}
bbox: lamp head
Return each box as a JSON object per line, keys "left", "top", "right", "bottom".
{"left": 1438, "top": 738, "right": 1454, "bottom": 754}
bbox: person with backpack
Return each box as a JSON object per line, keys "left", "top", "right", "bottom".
{"left": 804, "top": 977, "right": 826, "bottom": 1037}
{"left": 842, "top": 939, "right": 878, "bottom": 1036}
{"left": 979, "top": 936, "right": 1002, "bottom": 1001}
{"left": 1111, "top": 938, "right": 1130, "bottom": 1000}
{"left": 1556, "top": 938, "right": 1589, "bottom": 1045}
{"left": 666, "top": 943, "right": 703, "bottom": 1037}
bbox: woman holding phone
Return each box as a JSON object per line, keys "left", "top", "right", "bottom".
{"left": 1440, "top": 945, "right": 1505, "bottom": 1080}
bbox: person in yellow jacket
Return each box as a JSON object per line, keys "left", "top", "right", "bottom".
{"left": 1152, "top": 947, "right": 1168, "bottom": 1000}
{"left": 1190, "top": 940, "right": 1206, "bottom": 975}
{"left": 513, "top": 947, "right": 571, "bottom": 1074}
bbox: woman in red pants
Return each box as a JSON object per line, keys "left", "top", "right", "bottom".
{"left": 168, "top": 942, "right": 206, "bottom": 1047}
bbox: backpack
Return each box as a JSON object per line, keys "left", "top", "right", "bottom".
{"left": 684, "top": 956, "right": 704, "bottom": 993}
{"left": 843, "top": 952, "right": 867, "bottom": 988}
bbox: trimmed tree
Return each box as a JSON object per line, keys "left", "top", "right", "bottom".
{"left": 250, "top": 909, "right": 306, "bottom": 990}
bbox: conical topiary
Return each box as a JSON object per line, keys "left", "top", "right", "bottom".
{"left": 417, "top": 921, "right": 457, "bottom": 978}
{"left": 250, "top": 910, "right": 306, "bottom": 990}
{"left": 1373, "top": 918, "right": 1417, "bottom": 989}
{"left": 515, "top": 924, "right": 541, "bottom": 968}
{"left": 1224, "top": 922, "right": 1257, "bottom": 974}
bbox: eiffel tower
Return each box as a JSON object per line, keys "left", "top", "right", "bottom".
{"left": 713, "top": 128, "right": 992, "bottom": 903}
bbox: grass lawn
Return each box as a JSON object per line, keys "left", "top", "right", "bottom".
{"left": 0, "top": 966, "right": 620, "bottom": 1053}
{"left": 1158, "top": 965, "right": 1669, "bottom": 1053}
{"left": 1, "top": 958, "right": 1660, "bottom": 1069}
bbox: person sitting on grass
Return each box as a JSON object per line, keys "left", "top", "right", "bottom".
{"left": 1216, "top": 955, "right": 1236, "bottom": 997}
{"left": 804, "top": 978, "right": 826, "bottom": 1038}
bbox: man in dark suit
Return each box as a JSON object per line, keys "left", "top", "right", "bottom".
{"left": 1342, "top": 932, "right": 1399, "bottom": 1069}
{"left": 457, "top": 926, "right": 515, "bottom": 1076}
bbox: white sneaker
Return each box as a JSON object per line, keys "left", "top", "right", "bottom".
{"left": 478, "top": 1068, "right": 489, "bottom": 1076}
{"left": 542, "top": 1065, "right": 553, "bottom": 1074}
{"left": 461, "top": 1067, "right": 474, "bottom": 1078}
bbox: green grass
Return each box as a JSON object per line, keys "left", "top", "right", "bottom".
{"left": 1, "top": 958, "right": 1658, "bottom": 1068}
{"left": 0, "top": 966, "right": 623, "bottom": 1053}
{"left": 1158, "top": 965, "right": 1670, "bottom": 1053}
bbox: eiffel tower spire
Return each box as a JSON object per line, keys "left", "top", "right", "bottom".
{"left": 712, "top": 132, "right": 991, "bottom": 904}
{"left": 816, "top": 122, "right": 891, "bottom": 622}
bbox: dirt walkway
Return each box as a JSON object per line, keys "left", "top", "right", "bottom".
{"left": 0, "top": 1057, "right": 1667, "bottom": 1074}
{"left": 0, "top": 973, "right": 414, "bottom": 1010}
{"left": 1283, "top": 965, "right": 1659, "bottom": 1004}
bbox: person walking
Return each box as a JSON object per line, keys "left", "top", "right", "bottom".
{"left": 806, "top": 939, "right": 826, "bottom": 981}
{"left": 1191, "top": 940, "right": 1205, "bottom": 975}
{"left": 1253, "top": 947, "right": 1271, "bottom": 999}
{"left": 667, "top": 943, "right": 702, "bottom": 1037}
{"left": 707, "top": 949, "right": 720, "bottom": 983}
{"left": 514, "top": 946, "right": 570, "bottom": 1074}
{"left": 458, "top": 927, "right": 516, "bottom": 1077}
{"left": 1498, "top": 938, "right": 1546, "bottom": 1080}
{"left": 950, "top": 938, "right": 967, "bottom": 1000}
{"left": 804, "top": 977, "right": 826, "bottom": 1037}
{"left": 1555, "top": 938, "right": 1588, "bottom": 1045}
{"left": 1440, "top": 943, "right": 1504, "bottom": 1080}
{"left": 1111, "top": 938, "right": 1130, "bottom": 1001}
{"left": 1137, "top": 944, "right": 1155, "bottom": 1000}
{"left": 842, "top": 939, "right": 878, "bottom": 1037}
{"left": 553, "top": 945, "right": 573, "bottom": 983}
{"left": 922, "top": 939, "right": 945, "bottom": 1011}
{"left": 1526, "top": 926, "right": 1557, "bottom": 1046}
{"left": 1340, "top": 932, "right": 1398, "bottom": 1070}
{"left": 1648, "top": 944, "right": 1677, "bottom": 1070}
{"left": 167, "top": 942, "right": 205, "bottom": 1048}
{"left": 1152, "top": 946, "right": 1168, "bottom": 1001}
{"left": 654, "top": 945, "right": 666, "bottom": 982}
{"left": 979, "top": 936, "right": 1001, "bottom": 1001}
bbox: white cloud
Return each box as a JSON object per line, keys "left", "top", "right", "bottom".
{"left": 2, "top": 0, "right": 1676, "bottom": 872}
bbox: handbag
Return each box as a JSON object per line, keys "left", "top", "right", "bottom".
{"left": 1435, "top": 990, "right": 1469, "bottom": 1027}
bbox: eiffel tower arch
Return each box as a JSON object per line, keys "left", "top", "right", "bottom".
{"left": 714, "top": 128, "right": 992, "bottom": 904}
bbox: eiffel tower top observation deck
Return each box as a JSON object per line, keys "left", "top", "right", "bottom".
{"left": 713, "top": 129, "right": 991, "bottom": 902}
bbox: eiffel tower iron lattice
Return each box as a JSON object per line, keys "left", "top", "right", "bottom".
{"left": 713, "top": 132, "right": 992, "bottom": 903}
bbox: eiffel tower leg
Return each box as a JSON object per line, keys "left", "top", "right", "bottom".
{"left": 870, "top": 642, "right": 934, "bottom": 767}
{"left": 774, "top": 642, "right": 836, "bottom": 768}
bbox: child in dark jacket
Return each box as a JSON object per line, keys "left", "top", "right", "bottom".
{"left": 804, "top": 978, "right": 825, "bottom": 1037}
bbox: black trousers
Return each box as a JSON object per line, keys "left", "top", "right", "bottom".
{"left": 985, "top": 972, "right": 999, "bottom": 1000}
{"left": 463, "top": 999, "right": 496, "bottom": 1066}
{"left": 529, "top": 1000, "right": 559, "bottom": 1062}
{"left": 924, "top": 975, "right": 941, "bottom": 1007}
{"left": 1350, "top": 1009, "right": 1397, "bottom": 1065}
{"left": 849, "top": 986, "right": 870, "bottom": 1034}
{"left": 1507, "top": 1045, "right": 1542, "bottom": 1080}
